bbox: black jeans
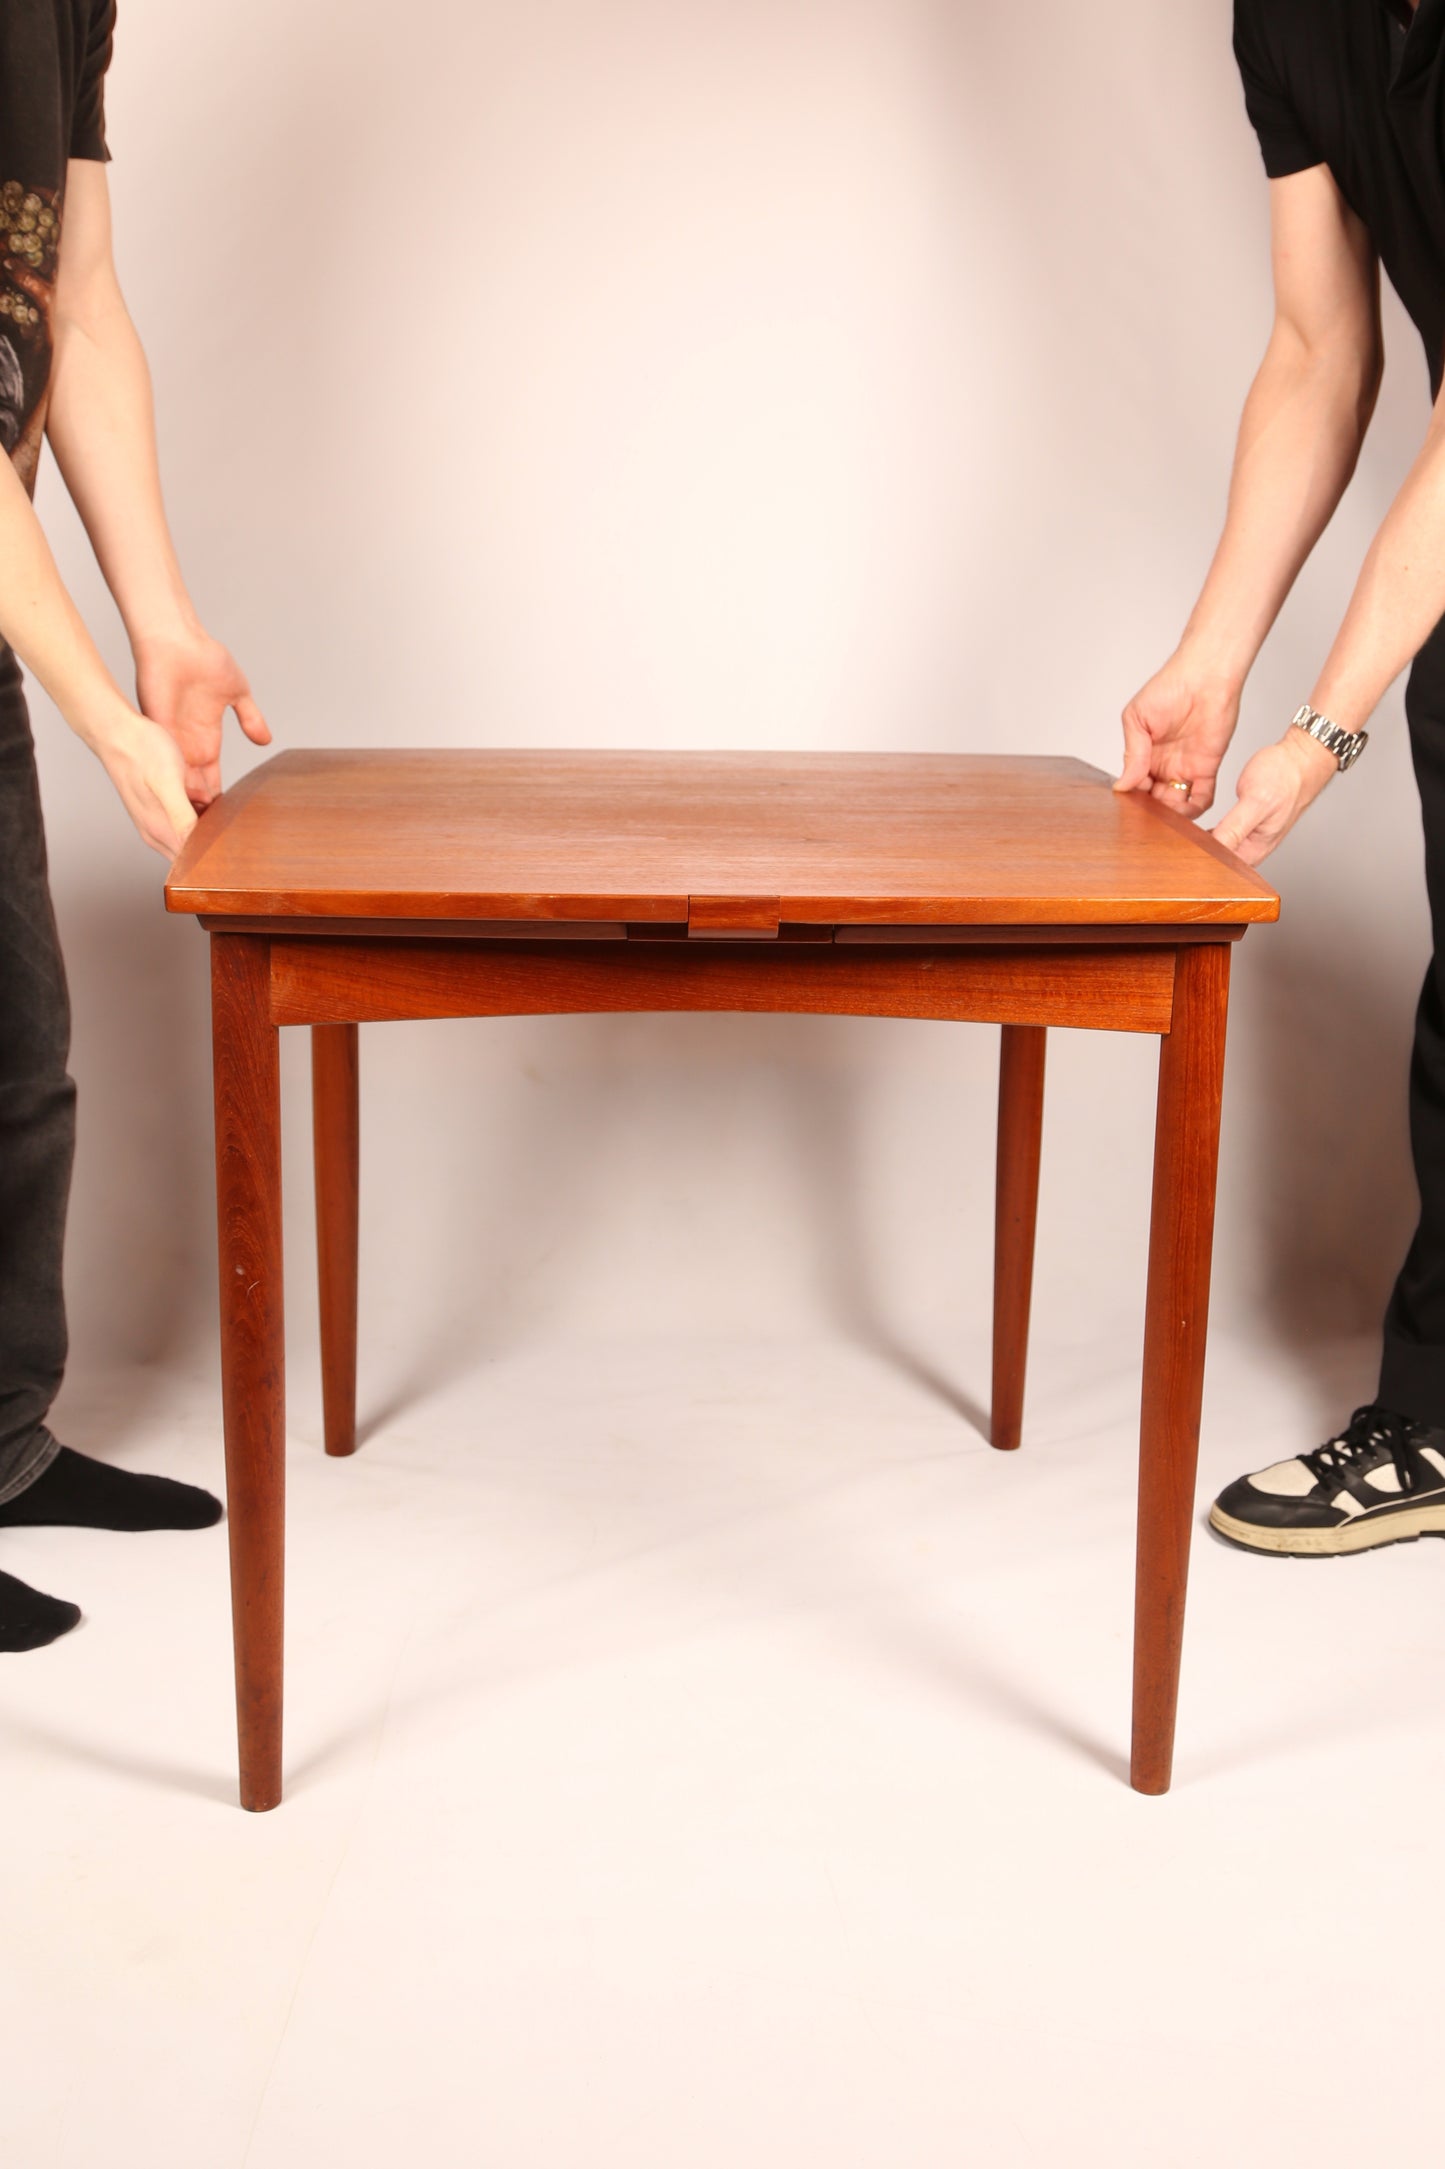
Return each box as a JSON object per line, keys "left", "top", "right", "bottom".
{"left": 0, "top": 643, "right": 70, "bottom": 1503}
{"left": 1379, "top": 613, "right": 1445, "bottom": 1428}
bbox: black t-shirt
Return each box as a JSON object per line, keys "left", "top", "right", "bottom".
{"left": 1234, "top": 0, "right": 1445, "bottom": 394}
{"left": 0, "top": 0, "right": 114, "bottom": 494}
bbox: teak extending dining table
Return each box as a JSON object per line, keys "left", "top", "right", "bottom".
{"left": 165, "top": 748, "right": 1278, "bottom": 1810}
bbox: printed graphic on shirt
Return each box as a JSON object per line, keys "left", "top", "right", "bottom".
{"left": 0, "top": 179, "right": 60, "bottom": 492}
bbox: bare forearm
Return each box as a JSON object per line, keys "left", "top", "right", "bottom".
{"left": 1118, "top": 331, "right": 1378, "bottom": 820}
{"left": 42, "top": 212, "right": 270, "bottom": 810}
{"left": 44, "top": 272, "right": 198, "bottom": 647}
{"left": 1124, "top": 166, "right": 1386, "bottom": 862}
{"left": 1179, "top": 328, "right": 1378, "bottom": 689}
{"left": 0, "top": 446, "right": 195, "bottom": 856}
{"left": 0, "top": 446, "right": 132, "bottom": 748}
{"left": 1311, "top": 399, "right": 1445, "bottom": 730}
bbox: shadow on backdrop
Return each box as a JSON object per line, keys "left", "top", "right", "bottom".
{"left": 350, "top": 1011, "right": 995, "bottom": 1447}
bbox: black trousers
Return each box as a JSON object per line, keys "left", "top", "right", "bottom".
{"left": 1379, "top": 612, "right": 1445, "bottom": 1428}
{"left": 0, "top": 644, "right": 70, "bottom": 1503}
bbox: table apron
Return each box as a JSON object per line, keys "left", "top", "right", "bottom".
{"left": 257, "top": 934, "right": 1179, "bottom": 1034}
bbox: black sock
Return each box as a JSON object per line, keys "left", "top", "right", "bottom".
{"left": 0, "top": 1447, "right": 223, "bottom": 1533}
{"left": 0, "top": 1567, "right": 81, "bottom": 1651}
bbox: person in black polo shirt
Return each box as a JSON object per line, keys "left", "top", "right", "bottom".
{"left": 0, "top": 2, "right": 269, "bottom": 1648}
{"left": 1119, "top": 0, "right": 1445, "bottom": 1553}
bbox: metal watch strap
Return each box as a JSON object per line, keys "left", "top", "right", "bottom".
{"left": 1291, "top": 703, "right": 1368, "bottom": 772}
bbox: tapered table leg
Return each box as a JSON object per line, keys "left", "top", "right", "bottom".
{"left": 1131, "top": 943, "right": 1230, "bottom": 1795}
{"left": 992, "top": 1024, "right": 1046, "bottom": 1452}
{"left": 212, "top": 934, "right": 285, "bottom": 1812}
{"left": 312, "top": 1023, "right": 359, "bottom": 1458}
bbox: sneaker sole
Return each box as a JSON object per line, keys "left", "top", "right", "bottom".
{"left": 1208, "top": 1498, "right": 1445, "bottom": 1557}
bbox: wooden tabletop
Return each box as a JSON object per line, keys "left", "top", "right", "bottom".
{"left": 165, "top": 749, "right": 1279, "bottom": 929}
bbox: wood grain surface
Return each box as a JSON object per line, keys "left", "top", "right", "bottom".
{"left": 166, "top": 750, "right": 1279, "bottom": 928}
{"left": 266, "top": 936, "right": 1177, "bottom": 1035}
{"left": 1131, "top": 942, "right": 1231, "bottom": 1794}
{"left": 311, "top": 1024, "right": 359, "bottom": 1460}
{"left": 211, "top": 935, "right": 286, "bottom": 1813}
{"left": 189, "top": 753, "right": 1271, "bottom": 1808}
{"left": 992, "top": 1025, "right": 1046, "bottom": 1453}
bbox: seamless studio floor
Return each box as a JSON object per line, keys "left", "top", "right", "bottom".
{"left": 3, "top": 1323, "right": 1442, "bottom": 2167}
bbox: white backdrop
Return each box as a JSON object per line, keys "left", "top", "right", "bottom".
{"left": 29, "top": 0, "right": 1436, "bottom": 1420}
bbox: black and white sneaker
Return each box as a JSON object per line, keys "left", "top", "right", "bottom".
{"left": 1209, "top": 1403, "right": 1445, "bottom": 1557}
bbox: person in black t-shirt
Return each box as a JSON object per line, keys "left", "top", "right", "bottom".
{"left": 1119, "top": 0, "right": 1445, "bottom": 1555}
{"left": 0, "top": 3, "right": 271, "bottom": 1649}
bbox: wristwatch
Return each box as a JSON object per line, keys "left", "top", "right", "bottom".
{"left": 1291, "top": 702, "right": 1369, "bottom": 771}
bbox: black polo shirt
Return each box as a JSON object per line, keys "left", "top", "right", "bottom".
{"left": 1235, "top": 0, "right": 1445, "bottom": 394}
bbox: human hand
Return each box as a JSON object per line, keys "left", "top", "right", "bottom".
{"left": 91, "top": 706, "right": 198, "bottom": 860}
{"left": 134, "top": 628, "right": 271, "bottom": 810}
{"left": 1211, "top": 726, "right": 1339, "bottom": 867}
{"left": 1115, "top": 652, "right": 1241, "bottom": 818}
